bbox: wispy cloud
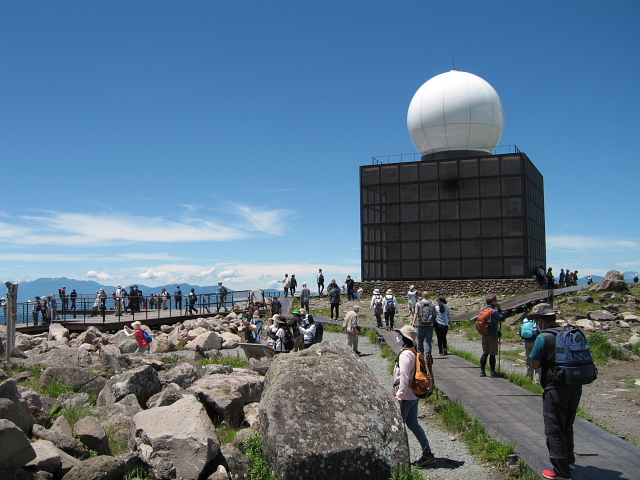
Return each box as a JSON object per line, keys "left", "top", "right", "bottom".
{"left": 86, "top": 270, "right": 121, "bottom": 281}
{"left": 547, "top": 235, "right": 640, "bottom": 252}
{"left": 0, "top": 205, "right": 290, "bottom": 247}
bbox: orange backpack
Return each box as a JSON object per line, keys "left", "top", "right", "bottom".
{"left": 405, "top": 348, "right": 435, "bottom": 398}
{"left": 476, "top": 307, "right": 495, "bottom": 335}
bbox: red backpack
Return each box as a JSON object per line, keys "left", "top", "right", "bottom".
{"left": 476, "top": 307, "right": 495, "bottom": 335}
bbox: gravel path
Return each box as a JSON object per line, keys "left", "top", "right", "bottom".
{"left": 322, "top": 331, "right": 504, "bottom": 480}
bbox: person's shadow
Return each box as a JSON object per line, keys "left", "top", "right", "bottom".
{"left": 417, "top": 457, "right": 465, "bottom": 469}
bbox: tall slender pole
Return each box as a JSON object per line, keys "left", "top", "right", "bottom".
{"left": 5, "top": 282, "right": 18, "bottom": 363}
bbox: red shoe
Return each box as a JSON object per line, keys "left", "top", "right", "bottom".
{"left": 542, "top": 469, "right": 570, "bottom": 480}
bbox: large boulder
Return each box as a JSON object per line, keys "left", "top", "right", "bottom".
{"left": 149, "top": 334, "right": 174, "bottom": 354}
{"left": 48, "top": 324, "right": 70, "bottom": 343}
{"left": 134, "top": 395, "right": 220, "bottom": 480}
{"left": 0, "top": 378, "right": 37, "bottom": 434}
{"left": 32, "top": 424, "right": 91, "bottom": 459}
{"left": 73, "top": 416, "right": 110, "bottom": 455}
{"left": 39, "top": 367, "right": 108, "bottom": 396}
{"left": 23, "top": 438, "right": 81, "bottom": 477}
{"left": 260, "top": 342, "right": 409, "bottom": 480}
{"left": 587, "top": 310, "right": 617, "bottom": 321}
{"left": 161, "top": 361, "right": 204, "bottom": 389}
{"left": 590, "top": 269, "right": 629, "bottom": 292}
{"left": 97, "top": 365, "right": 162, "bottom": 408}
{"left": 109, "top": 331, "right": 139, "bottom": 354}
{"left": 0, "top": 419, "right": 36, "bottom": 479}
{"left": 185, "top": 331, "right": 222, "bottom": 351}
{"left": 188, "top": 381, "right": 244, "bottom": 427}
{"left": 60, "top": 455, "right": 127, "bottom": 480}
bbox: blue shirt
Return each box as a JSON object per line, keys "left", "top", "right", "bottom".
{"left": 529, "top": 334, "right": 546, "bottom": 360}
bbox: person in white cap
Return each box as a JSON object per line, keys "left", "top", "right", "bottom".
{"left": 369, "top": 288, "right": 384, "bottom": 328}
{"left": 407, "top": 285, "right": 418, "bottom": 318}
{"left": 393, "top": 324, "right": 437, "bottom": 467}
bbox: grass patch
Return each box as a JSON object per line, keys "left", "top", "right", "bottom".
{"left": 105, "top": 423, "right": 129, "bottom": 456}
{"left": 576, "top": 407, "right": 617, "bottom": 435}
{"left": 242, "top": 435, "right": 276, "bottom": 480}
{"left": 41, "top": 378, "right": 75, "bottom": 398}
{"left": 390, "top": 464, "right": 423, "bottom": 479}
{"left": 587, "top": 332, "right": 629, "bottom": 362}
{"left": 632, "top": 343, "right": 640, "bottom": 356}
{"left": 426, "top": 394, "right": 527, "bottom": 477}
{"left": 322, "top": 323, "right": 344, "bottom": 333}
{"left": 124, "top": 464, "right": 152, "bottom": 480}
{"left": 61, "top": 402, "right": 92, "bottom": 428}
{"left": 198, "top": 352, "right": 249, "bottom": 369}
{"left": 217, "top": 425, "right": 239, "bottom": 444}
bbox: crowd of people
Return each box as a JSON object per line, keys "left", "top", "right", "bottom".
{"left": 535, "top": 266, "right": 580, "bottom": 289}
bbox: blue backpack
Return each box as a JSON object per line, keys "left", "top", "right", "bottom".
{"left": 520, "top": 317, "right": 539, "bottom": 340}
{"left": 543, "top": 326, "right": 596, "bottom": 386}
{"left": 143, "top": 330, "right": 153, "bottom": 343}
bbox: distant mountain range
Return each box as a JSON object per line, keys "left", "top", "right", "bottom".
{"left": 2, "top": 277, "right": 279, "bottom": 303}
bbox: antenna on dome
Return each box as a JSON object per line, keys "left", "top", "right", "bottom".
{"left": 452, "top": 54, "right": 456, "bottom": 70}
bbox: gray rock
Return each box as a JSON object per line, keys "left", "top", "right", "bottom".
{"left": 73, "top": 416, "right": 110, "bottom": 455}
{"left": 96, "top": 365, "right": 162, "bottom": 408}
{"left": 109, "top": 331, "right": 139, "bottom": 354}
{"left": 575, "top": 319, "right": 595, "bottom": 329}
{"left": 248, "top": 357, "right": 272, "bottom": 376}
{"left": 217, "top": 443, "right": 249, "bottom": 480}
{"left": 0, "top": 378, "right": 37, "bottom": 434}
{"left": 32, "top": 423, "right": 91, "bottom": 459}
{"left": 0, "top": 418, "right": 36, "bottom": 479}
{"left": 243, "top": 402, "right": 260, "bottom": 427}
{"left": 24, "top": 439, "right": 63, "bottom": 475}
{"left": 134, "top": 395, "right": 220, "bottom": 480}
{"left": 185, "top": 331, "right": 223, "bottom": 351}
{"left": 207, "top": 465, "right": 230, "bottom": 480}
{"left": 629, "top": 334, "right": 640, "bottom": 345}
{"left": 161, "top": 360, "right": 204, "bottom": 389}
{"left": 51, "top": 415, "right": 73, "bottom": 438}
{"left": 146, "top": 383, "right": 187, "bottom": 408}
{"left": 590, "top": 269, "right": 629, "bottom": 292}
{"left": 260, "top": 341, "right": 409, "bottom": 480}
{"left": 48, "top": 324, "right": 70, "bottom": 342}
{"left": 587, "top": 310, "right": 617, "bottom": 321}
{"left": 15, "top": 469, "right": 54, "bottom": 480}
{"left": 189, "top": 380, "right": 245, "bottom": 427}
{"left": 39, "top": 367, "right": 108, "bottom": 396}
{"left": 60, "top": 455, "right": 127, "bottom": 480}
{"left": 193, "top": 370, "right": 264, "bottom": 404}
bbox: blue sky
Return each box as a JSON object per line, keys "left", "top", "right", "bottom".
{"left": 1, "top": 1, "right": 639, "bottom": 291}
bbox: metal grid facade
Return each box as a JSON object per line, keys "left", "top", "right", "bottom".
{"left": 360, "top": 152, "right": 545, "bottom": 281}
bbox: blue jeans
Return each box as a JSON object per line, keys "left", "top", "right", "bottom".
{"left": 400, "top": 399, "right": 431, "bottom": 454}
{"left": 417, "top": 325, "right": 434, "bottom": 354}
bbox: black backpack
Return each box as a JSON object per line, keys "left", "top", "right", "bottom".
{"left": 282, "top": 327, "right": 294, "bottom": 351}
{"left": 418, "top": 300, "right": 436, "bottom": 326}
{"left": 312, "top": 322, "right": 324, "bottom": 344}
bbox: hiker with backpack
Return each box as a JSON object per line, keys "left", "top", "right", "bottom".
{"left": 124, "top": 321, "right": 150, "bottom": 354}
{"left": 477, "top": 295, "right": 506, "bottom": 377}
{"left": 317, "top": 269, "right": 325, "bottom": 296}
{"left": 328, "top": 284, "right": 341, "bottom": 320}
{"left": 529, "top": 303, "right": 597, "bottom": 480}
{"left": 434, "top": 296, "right": 451, "bottom": 356}
{"left": 187, "top": 288, "right": 198, "bottom": 314}
{"left": 383, "top": 289, "right": 399, "bottom": 331}
{"left": 413, "top": 291, "right": 436, "bottom": 354}
{"left": 288, "top": 308, "right": 305, "bottom": 352}
{"left": 520, "top": 311, "right": 541, "bottom": 383}
{"left": 268, "top": 317, "right": 293, "bottom": 353}
{"left": 393, "top": 325, "right": 437, "bottom": 468}
{"left": 407, "top": 285, "right": 418, "bottom": 318}
{"left": 369, "top": 288, "right": 384, "bottom": 328}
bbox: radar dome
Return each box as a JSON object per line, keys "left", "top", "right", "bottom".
{"left": 407, "top": 70, "right": 505, "bottom": 156}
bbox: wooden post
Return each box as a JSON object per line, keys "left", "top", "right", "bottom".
{"left": 5, "top": 282, "right": 18, "bottom": 363}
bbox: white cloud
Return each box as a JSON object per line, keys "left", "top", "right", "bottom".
{"left": 547, "top": 235, "right": 640, "bottom": 252}
{"left": 233, "top": 204, "right": 292, "bottom": 236}
{"left": 86, "top": 270, "right": 120, "bottom": 281}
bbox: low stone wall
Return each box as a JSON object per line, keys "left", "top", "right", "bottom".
{"left": 354, "top": 278, "right": 541, "bottom": 297}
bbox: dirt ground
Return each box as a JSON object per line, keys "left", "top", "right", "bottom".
{"left": 309, "top": 293, "right": 640, "bottom": 446}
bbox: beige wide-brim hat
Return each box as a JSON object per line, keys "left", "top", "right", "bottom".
{"left": 396, "top": 325, "right": 417, "bottom": 344}
{"left": 529, "top": 303, "right": 559, "bottom": 318}
{"left": 386, "top": 289, "right": 393, "bottom": 294}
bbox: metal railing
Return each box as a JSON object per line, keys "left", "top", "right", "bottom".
{"left": 1, "top": 289, "right": 281, "bottom": 327}
{"left": 371, "top": 145, "right": 521, "bottom": 164}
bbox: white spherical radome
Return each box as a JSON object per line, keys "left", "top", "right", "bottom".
{"left": 407, "top": 70, "right": 505, "bottom": 156}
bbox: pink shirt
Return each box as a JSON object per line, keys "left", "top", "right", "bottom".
{"left": 394, "top": 349, "right": 418, "bottom": 401}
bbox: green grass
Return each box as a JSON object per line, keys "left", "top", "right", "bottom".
{"left": 41, "top": 378, "right": 75, "bottom": 398}
{"left": 61, "top": 402, "right": 92, "bottom": 428}
{"left": 198, "top": 352, "right": 249, "bottom": 369}
{"left": 104, "top": 423, "right": 129, "bottom": 456}
{"left": 124, "top": 464, "right": 152, "bottom": 480}
{"left": 242, "top": 435, "right": 276, "bottom": 480}
{"left": 217, "top": 425, "right": 239, "bottom": 444}
{"left": 390, "top": 465, "right": 423, "bottom": 480}
{"left": 587, "top": 331, "right": 629, "bottom": 362}
{"left": 632, "top": 343, "right": 640, "bottom": 356}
